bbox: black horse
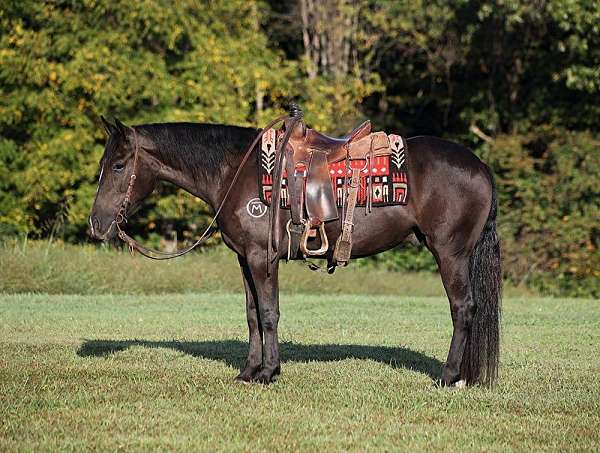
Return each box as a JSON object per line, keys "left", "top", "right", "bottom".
{"left": 89, "top": 117, "right": 501, "bottom": 387}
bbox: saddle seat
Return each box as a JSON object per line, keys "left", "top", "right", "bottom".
{"left": 301, "top": 120, "right": 372, "bottom": 161}
{"left": 286, "top": 119, "right": 389, "bottom": 166}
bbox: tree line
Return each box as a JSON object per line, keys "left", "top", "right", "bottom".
{"left": 1, "top": 0, "right": 598, "bottom": 296}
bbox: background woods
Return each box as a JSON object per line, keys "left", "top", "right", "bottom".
{"left": 1, "top": 0, "right": 599, "bottom": 296}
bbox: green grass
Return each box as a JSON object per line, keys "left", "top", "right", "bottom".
{"left": 0, "top": 240, "right": 533, "bottom": 297}
{"left": 1, "top": 293, "right": 599, "bottom": 451}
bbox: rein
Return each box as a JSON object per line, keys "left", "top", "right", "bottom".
{"left": 115, "top": 114, "right": 290, "bottom": 260}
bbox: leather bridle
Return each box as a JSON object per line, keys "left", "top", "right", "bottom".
{"left": 113, "top": 114, "right": 292, "bottom": 260}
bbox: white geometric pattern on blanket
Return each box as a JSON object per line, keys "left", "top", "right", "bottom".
{"left": 388, "top": 134, "right": 405, "bottom": 169}
{"left": 261, "top": 128, "right": 276, "bottom": 174}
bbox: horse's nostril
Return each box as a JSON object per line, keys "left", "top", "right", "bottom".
{"left": 93, "top": 217, "right": 100, "bottom": 232}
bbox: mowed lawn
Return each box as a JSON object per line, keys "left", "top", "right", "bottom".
{"left": 1, "top": 293, "right": 599, "bottom": 451}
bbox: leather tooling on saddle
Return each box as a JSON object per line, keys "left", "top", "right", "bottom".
{"left": 260, "top": 133, "right": 408, "bottom": 209}
{"left": 258, "top": 105, "right": 409, "bottom": 270}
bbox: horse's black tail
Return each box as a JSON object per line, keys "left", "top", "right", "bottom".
{"left": 462, "top": 167, "right": 502, "bottom": 386}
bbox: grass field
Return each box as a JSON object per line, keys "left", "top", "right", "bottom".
{"left": 1, "top": 292, "right": 599, "bottom": 451}
{"left": 0, "top": 240, "right": 532, "bottom": 297}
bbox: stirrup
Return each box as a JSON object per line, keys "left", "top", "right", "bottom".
{"left": 300, "top": 222, "right": 329, "bottom": 256}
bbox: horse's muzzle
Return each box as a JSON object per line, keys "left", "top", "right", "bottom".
{"left": 88, "top": 215, "right": 116, "bottom": 241}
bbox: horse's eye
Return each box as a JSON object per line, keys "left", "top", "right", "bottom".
{"left": 113, "top": 163, "right": 125, "bottom": 172}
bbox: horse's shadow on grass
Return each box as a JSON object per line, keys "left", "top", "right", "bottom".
{"left": 77, "top": 339, "right": 442, "bottom": 381}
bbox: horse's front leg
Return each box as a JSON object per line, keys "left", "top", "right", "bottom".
{"left": 235, "top": 254, "right": 263, "bottom": 382}
{"left": 246, "top": 248, "right": 281, "bottom": 384}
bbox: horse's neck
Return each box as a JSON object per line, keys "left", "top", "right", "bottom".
{"left": 152, "top": 143, "right": 240, "bottom": 210}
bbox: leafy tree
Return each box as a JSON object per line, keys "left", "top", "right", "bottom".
{"left": 481, "top": 128, "right": 600, "bottom": 296}
{"left": 0, "top": 0, "right": 377, "bottom": 241}
{"left": 1, "top": 0, "right": 598, "bottom": 296}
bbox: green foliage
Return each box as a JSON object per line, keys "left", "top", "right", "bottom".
{"left": 480, "top": 128, "right": 600, "bottom": 297}
{"left": 359, "top": 246, "right": 439, "bottom": 274}
{"left": 357, "top": 0, "right": 600, "bottom": 135}
{"left": 0, "top": 239, "right": 458, "bottom": 297}
{"left": 0, "top": 0, "right": 377, "bottom": 240}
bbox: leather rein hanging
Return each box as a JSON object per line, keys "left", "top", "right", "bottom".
{"left": 114, "top": 114, "right": 290, "bottom": 260}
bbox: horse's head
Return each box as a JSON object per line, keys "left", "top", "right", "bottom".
{"left": 89, "top": 117, "right": 157, "bottom": 241}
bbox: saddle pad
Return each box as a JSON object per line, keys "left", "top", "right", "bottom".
{"left": 258, "top": 131, "right": 409, "bottom": 208}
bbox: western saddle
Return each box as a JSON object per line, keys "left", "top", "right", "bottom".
{"left": 269, "top": 104, "right": 393, "bottom": 271}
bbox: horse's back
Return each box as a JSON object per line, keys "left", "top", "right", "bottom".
{"left": 407, "top": 135, "right": 489, "bottom": 176}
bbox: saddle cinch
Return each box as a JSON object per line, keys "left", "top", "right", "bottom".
{"left": 269, "top": 105, "right": 399, "bottom": 271}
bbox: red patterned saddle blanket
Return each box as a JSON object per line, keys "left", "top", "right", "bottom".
{"left": 258, "top": 130, "right": 409, "bottom": 208}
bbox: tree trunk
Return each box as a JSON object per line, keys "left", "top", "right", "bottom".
{"left": 299, "top": 0, "right": 357, "bottom": 79}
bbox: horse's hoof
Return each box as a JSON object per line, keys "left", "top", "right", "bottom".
{"left": 438, "top": 376, "right": 463, "bottom": 388}
{"left": 235, "top": 365, "right": 261, "bottom": 383}
{"left": 254, "top": 374, "right": 274, "bottom": 385}
{"left": 441, "top": 365, "right": 460, "bottom": 387}
{"left": 234, "top": 375, "right": 253, "bottom": 385}
{"left": 454, "top": 379, "right": 467, "bottom": 389}
{"left": 253, "top": 369, "right": 278, "bottom": 385}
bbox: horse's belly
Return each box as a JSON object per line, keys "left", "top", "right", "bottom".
{"left": 343, "top": 205, "right": 415, "bottom": 258}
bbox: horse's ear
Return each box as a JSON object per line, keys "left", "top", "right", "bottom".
{"left": 113, "top": 117, "right": 129, "bottom": 135}
{"left": 100, "top": 115, "right": 116, "bottom": 136}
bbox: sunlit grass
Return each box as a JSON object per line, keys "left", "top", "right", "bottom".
{"left": 1, "top": 293, "right": 598, "bottom": 450}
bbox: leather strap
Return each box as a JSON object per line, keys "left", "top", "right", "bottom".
{"left": 286, "top": 146, "right": 305, "bottom": 227}
{"left": 333, "top": 166, "right": 361, "bottom": 266}
{"left": 334, "top": 135, "right": 375, "bottom": 266}
{"left": 268, "top": 117, "right": 300, "bottom": 266}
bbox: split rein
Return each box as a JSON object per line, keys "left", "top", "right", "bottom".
{"left": 114, "top": 114, "right": 292, "bottom": 260}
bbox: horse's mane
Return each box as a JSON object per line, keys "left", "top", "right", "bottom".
{"left": 135, "top": 122, "right": 258, "bottom": 181}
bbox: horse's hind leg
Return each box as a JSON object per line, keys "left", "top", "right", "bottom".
{"left": 235, "top": 255, "right": 263, "bottom": 382}
{"left": 434, "top": 249, "right": 475, "bottom": 386}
